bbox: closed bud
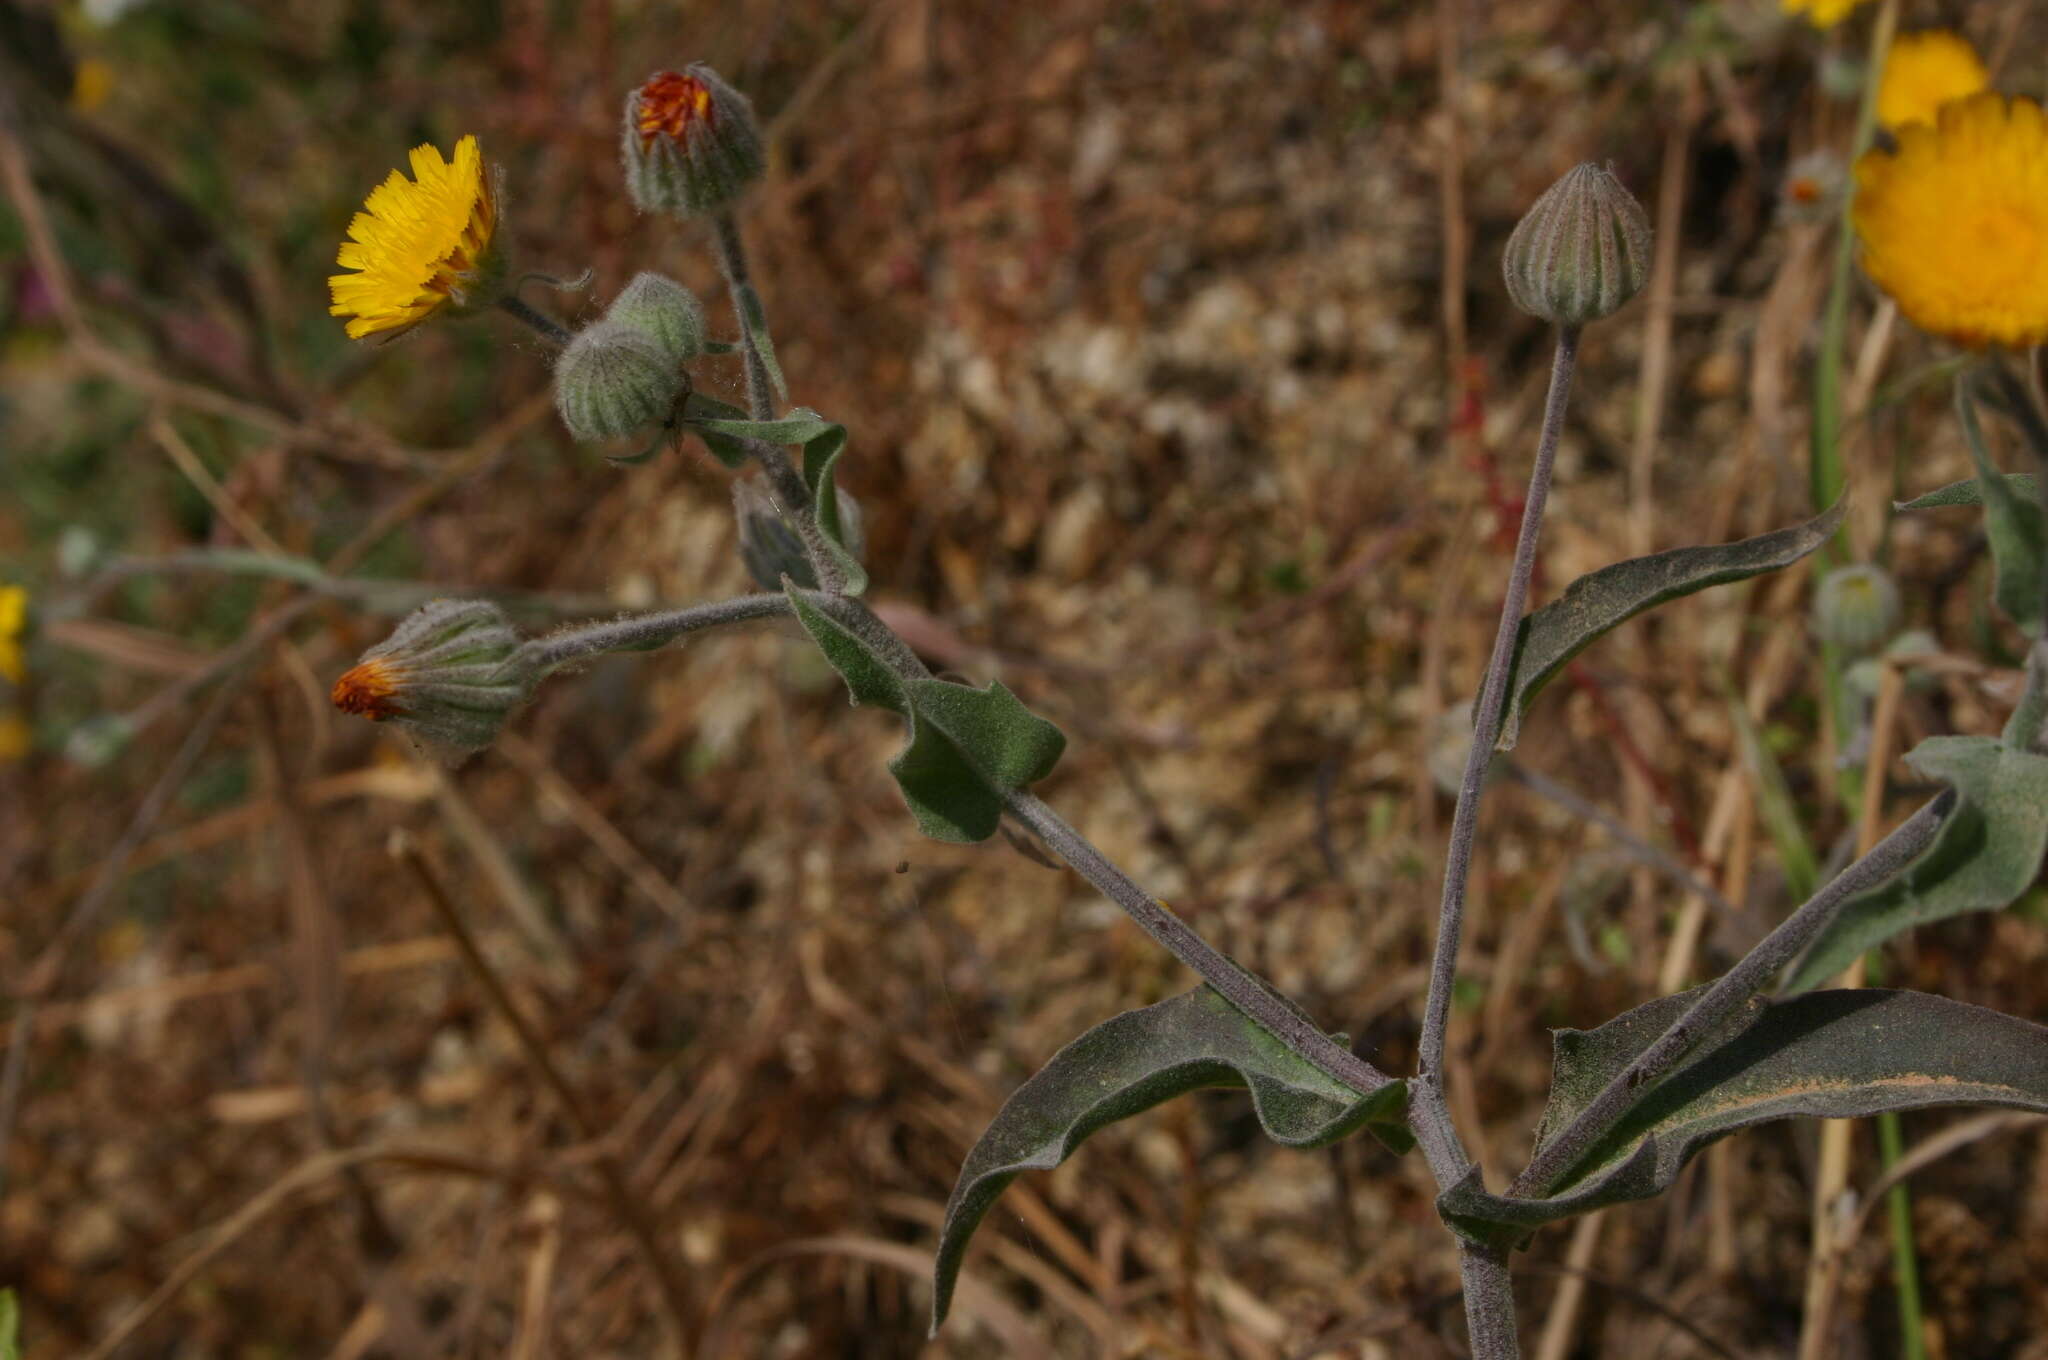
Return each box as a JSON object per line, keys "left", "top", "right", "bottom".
{"left": 1813, "top": 564, "right": 1901, "bottom": 654}
{"left": 733, "top": 478, "right": 868, "bottom": 591}
{"left": 1503, "top": 163, "right": 1651, "bottom": 328}
{"left": 622, "top": 66, "right": 764, "bottom": 218}
{"left": 605, "top": 271, "right": 707, "bottom": 364}
{"left": 554, "top": 321, "right": 682, "bottom": 442}
{"left": 330, "top": 599, "right": 534, "bottom": 758}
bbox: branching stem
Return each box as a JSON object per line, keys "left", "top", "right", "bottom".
{"left": 496, "top": 294, "right": 573, "bottom": 346}
{"left": 1003, "top": 792, "right": 1394, "bottom": 1095}
{"left": 1508, "top": 794, "right": 1949, "bottom": 1198}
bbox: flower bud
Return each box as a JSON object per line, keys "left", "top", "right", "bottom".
{"left": 1502, "top": 163, "right": 1652, "bottom": 328}
{"left": 1812, "top": 564, "right": 1901, "bottom": 654}
{"left": 622, "top": 66, "right": 764, "bottom": 218}
{"left": 330, "top": 599, "right": 534, "bottom": 758}
{"left": 604, "top": 271, "right": 707, "bottom": 365}
{"left": 554, "top": 321, "right": 682, "bottom": 442}
{"left": 733, "top": 478, "right": 867, "bottom": 591}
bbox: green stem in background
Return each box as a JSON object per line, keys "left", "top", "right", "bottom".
{"left": 1808, "top": 0, "right": 1898, "bottom": 524}
{"left": 495, "top": 294, "right": 573, "bottom": 346}
{"left": 1804, "top": 4, "right": 1922, "bottom": 1347}
{"left": 1876, "top": 1110, "right": 1924, "bottom": 1353}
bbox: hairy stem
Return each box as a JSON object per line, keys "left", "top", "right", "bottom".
{"left": 1509, "top": 794, "right": 1949, "bottom": 1198}
{"left": 1419, "top": 326, "right": 1578, "bottom": 1080}
{"left": 496, "top": 294, "right": 573, "bottom": 347}
{"left": 1461, "top": 1243, "right": 1521, "bottom": 1360}
{"left": 519, "top": 593, "right": 793, "bottom": 674}
{"left": 710, "top": 211, "right": 775, "bottom": 422}
{"left": 1003, "top": 791, "right": 1394, "bottom": 1096}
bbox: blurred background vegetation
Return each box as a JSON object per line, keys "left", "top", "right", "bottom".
{"left": 3, "top": 0, "right": 2047, "bottom": 1355}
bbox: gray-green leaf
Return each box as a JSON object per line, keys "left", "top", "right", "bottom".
{"left": 1785, "top": 735, "right": 2048, "bottom": 991}
{"left": 1895, "top": 472, "right": 2038, "bottom": 512}
{"left": 787, "top": 588, "right": 1065, "bottom": 842}
{"left": 932, "top": 985, "right": 1408, "bottom": 1333}
{"left": 1957, "top": 395, "right": 2045, "bottom": 631}
{"left": 1498, "top": 499, "right": 1845, "bottom": 750}
{"left": 1440, "top": 988, "right": 2048, "bottom": 1247}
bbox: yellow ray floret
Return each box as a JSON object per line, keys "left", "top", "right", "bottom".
{"left": 1877, "top": 31, "right": 1988, "bottom": 132}
{"left": 1781, "top": 0, "right": 1868, "bottom": 29}
{"left": 1854, "top": 93, "right": 2048, "bottom": 350}
{"left": 329, "top": 135, "right": 498, "bottom": 340}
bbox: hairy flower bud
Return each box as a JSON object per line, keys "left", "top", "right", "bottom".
{"left": 330, "top": 600, "right": 534, "bottom": 758}
{"left": 1503, "top": 163, "right": 1652, "bottom": 328}
{"left": 622, "top": 66, "right": 764, "bottom": 218}
{"left": 1813, "top": 564, "right": 1902, "bottom": 654}
{"left": 554, "top": 320, "right": 682, "bottom": 442}
{"left": 605, "top": 271, "right": 707, "bottom": 365}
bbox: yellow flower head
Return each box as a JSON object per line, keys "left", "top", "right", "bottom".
{"left": 1781, "top": 0, "right": 1869, "bottom": 29}
{"left": 1877, "top": 31, "right": 1989, "bottom": 131}
{"left": 329, "top": 136, "right": 500, "bottom": 340}
{"left": 1853, "top": 93, "right": 2048, "bottom": 349}
{"left": 0, "top": 585, "right": 26, "bottom": 687}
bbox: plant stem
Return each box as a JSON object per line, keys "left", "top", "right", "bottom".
{"left": 496, "top": 294, "right": 573, "bottom": 347}
{"left": 519, "top": 593, "right": 793, "bottom": 674}
{"left": 1002, "top": 791, "right": 1394, "bottom": 1097}
{"left": 1419, "top": 326, "right": 1578, "bottom": 1082}
{"left": 400, "top": 840, "right": 697, "bottom": 1353}
{"left": 709, "top": 210, "right": 775, "bottom": 422}
{"left": 1508, "top": 794, "right": 1949, "bottom": 1198}
{"left": 1461, "top": 1243, "right": 1521, "bottom": 1360}
{"left": 1876, "top": 1109, "right": 1925, "bottom": 1357}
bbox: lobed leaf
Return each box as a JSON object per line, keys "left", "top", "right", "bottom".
{"left": 786, "top": 588, "right": 1065, "bottom": 842}
{"left": 1440, "top": 988, "right": 2048, "bottom": 1247}
{"left": 1785, "top": 735, "right": 2048, "bottom": 991}
{"left": 1498, "top": 499, "right": 1845, "bottom": 750}
{"left": 932, "top": 986, "right": 1408, "bottom": 1333}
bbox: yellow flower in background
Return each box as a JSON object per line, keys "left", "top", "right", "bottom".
{"left": 1854, "top": 93, "right": 2048, "bottom": 349}
{"left": 0, "top": 711, "right": 26, "bottom": 763}
{"left": 69, "top": 58, "right": 114, "bottom": 113}
{"left": 1781, "top": 0, "right": 1869, "bottom": 29}
{"left": 0, "top": 585, "right": 27, "bottom": 686}
{"left": 328, "top": 136, "right": 500, "bottom": 340}
{"left": 1877, "top": 31, "right": 1989, "bottom": 131}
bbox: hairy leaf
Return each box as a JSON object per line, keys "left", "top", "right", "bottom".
{"left": 1498, "top": 500, "right": 1845, "bottom": 749}
{"left": 1895, "top": 472, "right": 2038, "bottom": 512}
{"left": 787, "top": 589, "right": 1065, "bottom": 842}
{"left": 1440, "top": 989, "right": 2048, "bottom": 1247}
{"left": 933, "top": 986, "right": 1408, "bottom": 1332}
{"left": 680, "top": 392, "right": 753, "bottom": 468}
{"left": 1785, "top": 736, "right": 2048, "bottom": 991}
{"left": 1958, "top": 397, "right": 2046, "bottom": 631}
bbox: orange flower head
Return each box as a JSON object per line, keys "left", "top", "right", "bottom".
{"left": 330, "top": 659, "right": 405, "bottom": 720}
{"left": 329, "top": 600, "right": 532, "bottom": 759}
{"left": 621, "top": 65, "right": 763, "bottom": 218}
